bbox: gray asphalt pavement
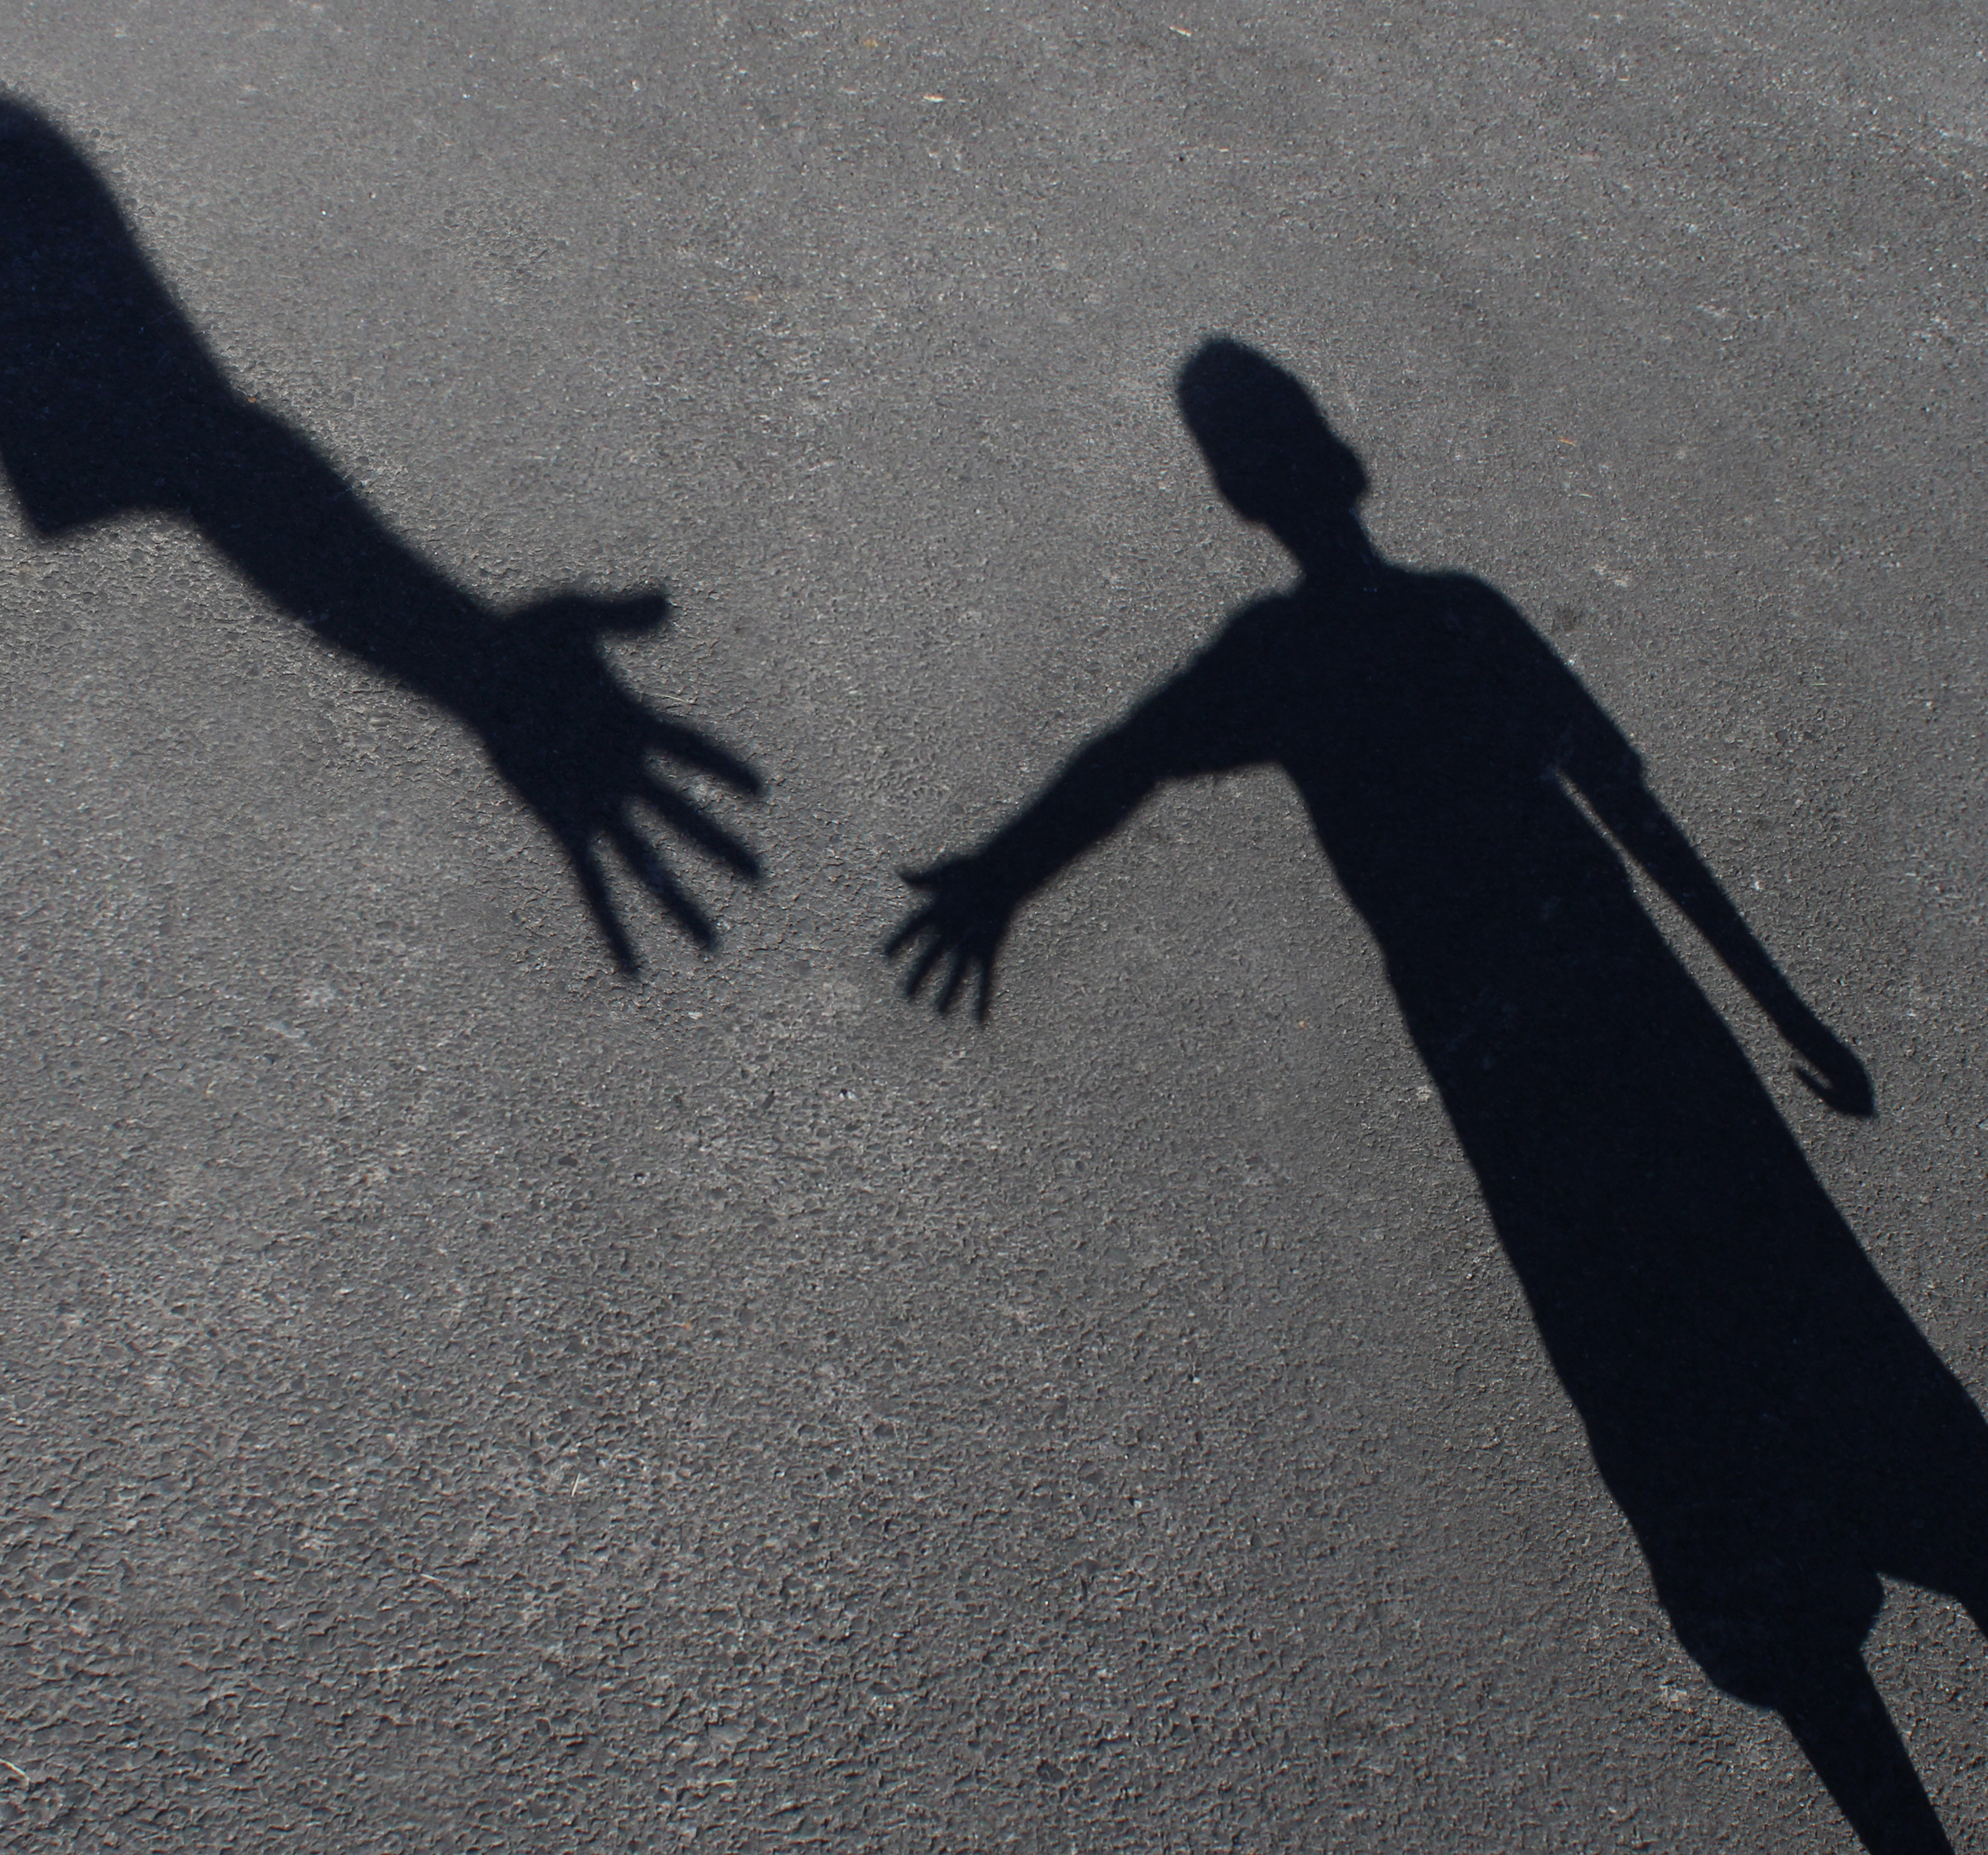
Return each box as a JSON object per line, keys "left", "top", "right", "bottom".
{"left": 4, "top": 2, "right": 1988, "bottom": 1849}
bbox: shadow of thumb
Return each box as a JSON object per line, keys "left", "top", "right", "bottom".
{"left": 513, "top": 590, "right": 671, "bottom": 639}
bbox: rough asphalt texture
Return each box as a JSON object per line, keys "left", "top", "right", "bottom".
{"left": 4, "top": 2, "right": 1987, "bottom": 1848}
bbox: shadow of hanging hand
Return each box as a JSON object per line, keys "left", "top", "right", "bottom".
{"left": 0, "top": 97, "right": 761, "bottom": 969}
{"left": 891, "top": 337, "right": 1987, "bottom": 1854}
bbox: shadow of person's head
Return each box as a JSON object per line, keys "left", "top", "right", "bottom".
{"left": 1176, "top": 338, "right": 1368, "bottom": 549}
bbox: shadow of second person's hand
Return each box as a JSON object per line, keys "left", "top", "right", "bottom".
{"left": 453, "top": 590, "right": 764, "bottom": 969}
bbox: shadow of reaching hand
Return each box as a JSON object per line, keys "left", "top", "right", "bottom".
{"left": 885, "top": 854, "right": 1020, "bottom": 1020}
{"left": 0, "top": 96, "right": 761, "bottom": 970}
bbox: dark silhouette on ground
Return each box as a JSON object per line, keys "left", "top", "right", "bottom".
{"left": 890, "top": 337, "right": 1988, "bottom": 1852}
{"left": 0, "top": 98, "right": 760, "bottom": 968}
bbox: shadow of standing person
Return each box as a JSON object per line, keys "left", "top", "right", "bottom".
{"left": 0, "top": 97, "right": 761, "bottom": 969}
{"left": 889, "top": 337, "right": 1988, "bottom": 1852}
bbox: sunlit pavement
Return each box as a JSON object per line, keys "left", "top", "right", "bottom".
{"left": 4, "top": 5, "right": 1986, "bottom": 1849}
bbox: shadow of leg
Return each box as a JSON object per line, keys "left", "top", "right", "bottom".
{"left": 1776, "top": 1651, "right": 1952, "bottom": 1854}
{"left": 1960, "top": 1590, "right": 1988, "bottom": 1646}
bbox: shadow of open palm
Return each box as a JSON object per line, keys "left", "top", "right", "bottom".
{"left": 884, "top": 855, "right": 1016, "bottom": 1020}
{"left": 461, "top": 592, "right": 762, "bottom": 965}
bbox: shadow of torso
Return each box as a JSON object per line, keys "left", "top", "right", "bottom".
{"left": 1175, "top": 565, "right": 1988, "bottom": 1697}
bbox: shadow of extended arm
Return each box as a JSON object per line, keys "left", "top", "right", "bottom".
{"left": 888, "top": 633, "right": 1268, "bottom": 1018}
{"left": 180, "top": 409, "right": 766, "bottom": 964}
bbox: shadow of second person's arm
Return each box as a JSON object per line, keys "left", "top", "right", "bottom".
{"left": 0, "top": 95, "right": 761, "bottom": 971}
